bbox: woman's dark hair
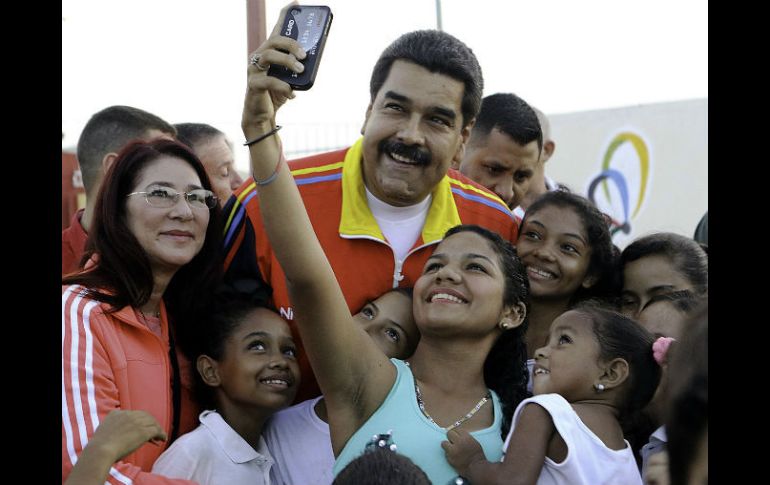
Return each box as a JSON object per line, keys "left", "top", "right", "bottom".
{"left": 574, "top": 301, "right": 661, "bottom": 418}
{"left": 174, "top": 122, "right": 225, "bottom": 149}
{"left": 666, "top": 301, "right": 707, "bottom": 485}
{"left": 192, "top": 292, "right": 275, "bottom": 409}
{"left": 523, "top": 191, "right": 620, "bottom": 303}
{"left": 444, "top": 225, "right": 530, "bottom": 438}
{"left": 63, "top": 139, "right": 224, "bottom": 356}
{"left": 621, "top": 232, "right": 708, "bottom": 295}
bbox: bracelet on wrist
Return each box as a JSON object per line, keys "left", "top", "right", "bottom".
{"left": 254, "top": 158, "right": 284, "bottom": 187}
{"left": 243, "top": 125, "right": 282, "bottom": 146}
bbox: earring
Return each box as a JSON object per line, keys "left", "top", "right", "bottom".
{"left": 499, "top": 320, "right": 511, "bottom": 331}
{"left": 594, "top": 383, "right": 605, "bottom": 392}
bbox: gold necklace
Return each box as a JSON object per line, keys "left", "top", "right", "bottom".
{"left": 406, "top": 362, "right": 491, "bottom": 431}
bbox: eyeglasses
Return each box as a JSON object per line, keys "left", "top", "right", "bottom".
{"left": 127, "top": 186, "right": 218, "bottom": 209}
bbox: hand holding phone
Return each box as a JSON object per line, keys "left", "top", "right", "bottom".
{"left": 267, "top": 5, "right": 333, "bottom": 91}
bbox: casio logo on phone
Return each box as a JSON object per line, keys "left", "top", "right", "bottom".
{"left": 267, "top": 5, "right": 332, "bottom": 91}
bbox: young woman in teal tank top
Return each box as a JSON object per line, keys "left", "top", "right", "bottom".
{"left": 240, "top": 7, "right": 532, "bottom": 483}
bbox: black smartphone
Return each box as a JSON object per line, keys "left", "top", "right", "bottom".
{"left": 267, "top": 5, "right": 333, "bottom": 91}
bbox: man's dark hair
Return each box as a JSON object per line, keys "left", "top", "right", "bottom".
{"left": 470, "top": 93, "right": 543, "bottom": 154}
{"left": 174, "top": 122, "right": 227, "bottom": 150}
{"left": 77, "top": 106, "right": 176, "bottom": 194}
{"left": 369, "top": 30, "right": 483, "bottom": 127}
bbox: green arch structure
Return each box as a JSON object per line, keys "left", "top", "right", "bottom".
{"left": 601, "top": 132, "right": 649, "bottom": 218}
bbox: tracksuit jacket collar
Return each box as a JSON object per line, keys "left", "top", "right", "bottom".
{"left": 339, "top": 137, "right": 462, "bottom": 244}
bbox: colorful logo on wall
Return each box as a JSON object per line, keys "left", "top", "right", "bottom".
{"left": 587, "top": 131, "right": 651, "bottom": 238}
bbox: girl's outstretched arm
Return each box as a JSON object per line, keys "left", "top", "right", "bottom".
{"left": 442, "top": 403, "right": 553, "bottom": 485}
{"left": 241, "top": 2, "right": 396, "bottom": 454}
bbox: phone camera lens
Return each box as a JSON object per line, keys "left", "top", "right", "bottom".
{"left": 290, "top": 9, "right": 300, "bottom": 16}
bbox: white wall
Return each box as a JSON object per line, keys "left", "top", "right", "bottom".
{"left": 546, "top": 99, "right": 707, "bottom": 248}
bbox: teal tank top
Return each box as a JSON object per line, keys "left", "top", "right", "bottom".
{"left": 333, "top": 358, "right": 503, "bottom": 484}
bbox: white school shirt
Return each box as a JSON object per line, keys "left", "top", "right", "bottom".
{"left": 263, "top": 396, "right": 335, "bottom": 485}
{"left": 153, "top": 410, "right": 280, "bottom": 485}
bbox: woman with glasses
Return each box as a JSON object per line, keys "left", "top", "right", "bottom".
{"left": 62, "top": 138, "right": 223, "bottom": 484}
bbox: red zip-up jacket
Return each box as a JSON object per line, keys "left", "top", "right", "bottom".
{"left": 222, "top": 138, "right": 520, "bottom": 402}
{"left": 62, "top": 285, "right": 199, "bottom": 484}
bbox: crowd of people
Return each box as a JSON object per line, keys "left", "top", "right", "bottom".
{"left": 62, "top": 3, "right": 707, "bottom": 485}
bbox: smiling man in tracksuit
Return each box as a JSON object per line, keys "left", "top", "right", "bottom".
{"left": 222, "top": 30, "right": 520, "bottom": 402}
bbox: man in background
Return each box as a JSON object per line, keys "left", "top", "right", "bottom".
{"left": 174, "top": 122, "right": 243, "bottom": 206}
{"left": 514, "top": 106, "right": 560, "bottom": 218}
{"left": 454, "top": 93, "right": 542, "bottom": 211}
{"left": 226, "top": 29, "right": 519, "bottom": 401}
{"left": 62, "top": 105, "right": 175, "bottom": 275}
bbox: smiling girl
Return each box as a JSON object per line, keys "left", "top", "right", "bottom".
{"left": 263, "top": 287, "right": 419, "bottom": 485}
{"left": 238, "top": 16, "right": 531, "bottom": 482}
{"left": 515, "top": 191, "right": 618, "bottom": 362}
{"left": 443, "top": 304, "right": 661, "bottom": 485}
{"left": 619, "top": 232, "right": 708, "bottom": 320}
{"left": 153, "top": 297, "right": 299, "bottom": 485}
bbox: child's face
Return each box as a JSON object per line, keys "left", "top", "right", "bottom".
{"left": 213, "top": 308, "right": 300, "bottom": 412}
{"left": 532, "top": 310, "right": 603, "bottom": 400}
{"left": 621, "top": 255, "right": 693, "bottom": 318}
{"left": 516, "top": 206, "right": 594, "bottom": 301}
{"left": 353, "top": 291, "right": 419, "bottom": 359}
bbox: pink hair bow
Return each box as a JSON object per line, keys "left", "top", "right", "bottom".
{"left": 652, "top": 336, "right": 675, "bottom": 365}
